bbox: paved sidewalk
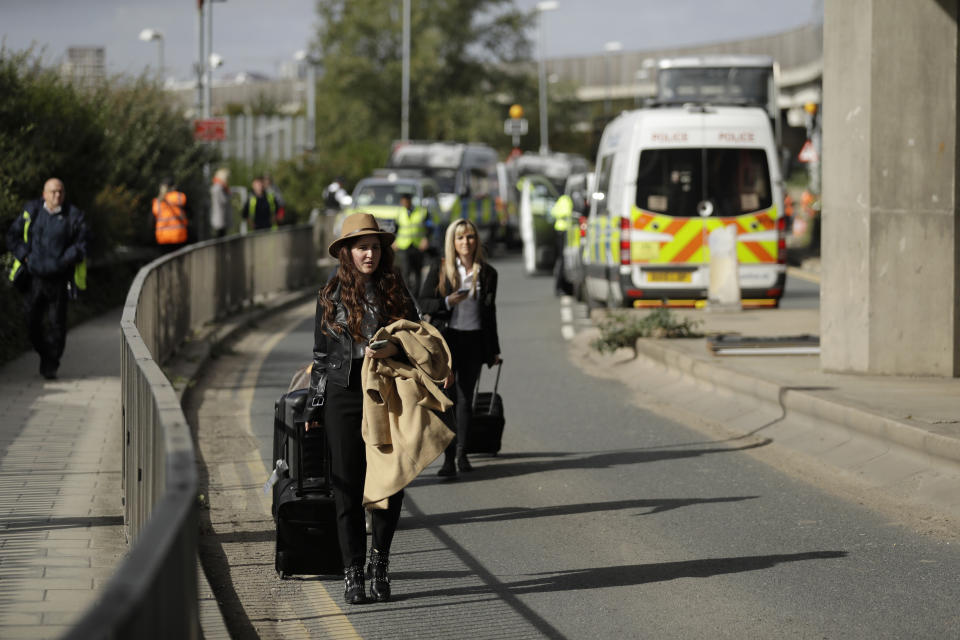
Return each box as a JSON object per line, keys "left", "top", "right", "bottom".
{"left": 0, "top": 310, "right": 126, "bottom": 639}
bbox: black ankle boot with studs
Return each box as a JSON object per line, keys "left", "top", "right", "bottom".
{"left": 366, "top": 548, "right": 391, "bottom": 602}
{"left": 437, "top": 454, "right": 457, "bottom": 477}
{"left": 343, "top": 564, "right": 366, "bottom": 604}
{"left": 456, "top": 446, "right": 472, "bottom": 472}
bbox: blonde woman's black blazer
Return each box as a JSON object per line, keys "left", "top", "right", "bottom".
{"left": 418, "top": 260, "right": 501, "bottom": 367}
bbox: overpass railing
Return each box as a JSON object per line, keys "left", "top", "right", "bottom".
{"left": 63, "top": 222, "right": 322, "bottom": 639}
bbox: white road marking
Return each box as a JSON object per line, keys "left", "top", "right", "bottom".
{"left": 560, "top": 295, "right": 575, "bottom": 340}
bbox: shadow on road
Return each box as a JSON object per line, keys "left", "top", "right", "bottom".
{"left": 0, "top": 515, "right": 123, "bottom": 533}
{"left": 398, "top": 550, "right": 849, "bottom": 600}
{"left": 402, "top": 495, "right": 759, "bottom": 529}
{"left": 409, "top": 438, "right": 771, "bottom": 487}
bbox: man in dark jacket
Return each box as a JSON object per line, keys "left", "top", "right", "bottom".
{"left": 243, "top": 177, "right": 277, "bottom": 231}
{"left": 5, "top": 178, "right": 89, "bottom": 379}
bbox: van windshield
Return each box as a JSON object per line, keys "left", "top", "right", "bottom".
{"left": 658, "top": 67, "right": 770, "bottom": 109}
{"left": 635, "top": 148, "right": 771, "bottom": 217}
{"left": 353, "top": 183, "right": 415, "bottom": 207}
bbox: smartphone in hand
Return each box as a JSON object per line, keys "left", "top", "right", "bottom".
{"left": 369, "top": 339, "right": 389, "bottom": 350}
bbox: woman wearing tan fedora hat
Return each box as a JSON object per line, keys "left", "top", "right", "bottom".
{"left": 302, "top": 212, "right": 421, "bottom": 605}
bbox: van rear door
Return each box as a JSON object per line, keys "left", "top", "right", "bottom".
{"left": 632, "top": 140, "right": 776, "bottom": 272}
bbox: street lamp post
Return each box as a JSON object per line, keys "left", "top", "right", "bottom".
{"left": 294, "top": 50, "right": 317, "bottom": 151}
{"left": 536, "top": 1, "right": 558, "bottom": 155}
{"left": 138, "top": 28, "right": 164, "bottom": 82}
{"left": 603, "top": 41, "right": 621, "bottom": 115}
{"left": 195, "top": 2, "right": 204, "bottom": 118}
{"left": 401, "top": 0, "right": 410, "bottom": 141}
{"left": 204, "top": 0, "right": 228, "bottom": 119}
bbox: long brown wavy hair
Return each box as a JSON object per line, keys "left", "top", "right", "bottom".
{"left": 319, "top": 237, "right": 410, "bottom": 342}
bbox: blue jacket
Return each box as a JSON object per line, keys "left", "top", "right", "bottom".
{"left": 6, "top": 199, "right": 88, "bottom": 282}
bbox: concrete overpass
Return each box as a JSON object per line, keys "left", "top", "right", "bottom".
{"left": 544, "top": 22, "right": 823, "bottom": 116}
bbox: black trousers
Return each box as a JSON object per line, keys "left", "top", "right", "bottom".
{"left": 444, "top": 329, "right": 484, "bottom": 455}
{"left": 324, "top": 358, "right": 403, "bottom": 568}
{"left": 554, "top": 229, "right": 568, "bottom": 294}
{"left": 396, "top": 247, "right": 424, "bottom": 296}
{"left": 24, "top": 276, "right": 69, "bottom": 371}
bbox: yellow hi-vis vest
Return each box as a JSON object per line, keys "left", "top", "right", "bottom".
{"left": 395, "top": 206, "right": 428, "bottom": 250}
{"left": 551, "top": 194, "right": 573, "bottom": 232}
{"left": 463, "top": 198, "right": 493, "bottom": 225}
{"left": 247, "top": 192, "right": 277, "bottom": 218}
{"left": 7, "top": 209, "right": 87, "bottom": 290}
{"left": 479, "top": 197, "right": 493, "bottom": 225}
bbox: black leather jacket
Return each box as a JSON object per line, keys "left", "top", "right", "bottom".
{"left": 304, "top": 281, "right": 419, "bottom": 422}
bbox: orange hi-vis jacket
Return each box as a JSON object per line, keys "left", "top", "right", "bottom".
{"left": 153, "top": 191, "right": 188, "bottom": 245}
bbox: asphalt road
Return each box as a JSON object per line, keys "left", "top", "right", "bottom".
{"left": 780, "top": 268, "right": 820, "bottom": 310}
{"left": 238, "top": 256, "right": 958, "bottom": 639}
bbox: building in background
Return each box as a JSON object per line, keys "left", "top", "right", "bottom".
{"left": 60, "top": 46, "right": 106, "bottom": 89}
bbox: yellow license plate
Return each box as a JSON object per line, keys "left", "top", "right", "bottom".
{"left": 646, "top": 271, "right": 692, "bottom": 283}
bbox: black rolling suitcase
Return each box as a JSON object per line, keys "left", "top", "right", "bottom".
{"left": 465, "top": 362, "right": 505, "bottom": 455}
{"left": 272, "top": 388, "right": 341, "bottom": 579}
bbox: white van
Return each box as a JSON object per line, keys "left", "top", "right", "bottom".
{"left": 582, "top": 104, "right": 786, "bottom": 308}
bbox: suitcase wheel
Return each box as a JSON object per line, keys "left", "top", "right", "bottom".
{"left": 278, "top": 570, "right": 287, "bottom": 580}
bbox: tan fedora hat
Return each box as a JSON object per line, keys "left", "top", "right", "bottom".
{"left": 328, "top": 212, "right": 395, "bottom": 258}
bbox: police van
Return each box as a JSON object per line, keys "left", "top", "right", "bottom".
{"left": 581, "top": 103, "right": 786, "bottom": 308}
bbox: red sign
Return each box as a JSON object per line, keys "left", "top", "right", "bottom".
{"left": 193, "top": 118, "right": 226, "bottom": 141}
{"left": 797, "top": 140, "right": 819, "bottom": 163}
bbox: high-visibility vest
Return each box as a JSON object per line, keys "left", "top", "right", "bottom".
{"left": 153, "top": 191, "right": 188, "bottom": 245}
{"left": 552, "top": 194, "right": 573, "bottom": 232}
{"left": 8, "top": 210, "right": 32, "bottom": 287}
{"left": 479, "top": 197, "right": 493, "bottom": 225}
{"left": 247, "top": 191, "right": 277, "bottom": 218}
{"left": 394, "top": 206, "right": 429, "bottom": 250}
{"left": 463, "top": 198, "right": 493, "bottom": 225}
{"left": 7, "top": 209, "right": 87, "bottom": 290}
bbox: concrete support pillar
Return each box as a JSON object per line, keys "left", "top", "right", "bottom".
{"left": 821, "top": 0, "right": 959, "bottom": 376}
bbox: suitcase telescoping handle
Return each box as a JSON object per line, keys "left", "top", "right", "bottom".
{"left": 471, "top": 361, "right": 502, "bottom": 415}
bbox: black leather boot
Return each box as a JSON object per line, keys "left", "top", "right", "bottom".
{"left": 343, "top": 564, "right": 366, "bottom": 604}
{"left": 437, "top": 453, "right": 457, "bottom": 477}
{"left": 366, "top": 548, "right": 391, "bottom": 602}
{"left": 456, "top": 446, "right": 472, "bottom": 472}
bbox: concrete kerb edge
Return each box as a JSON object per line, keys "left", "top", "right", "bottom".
{"left": 634, "top": 338, "right": 960, "bottom": 469}
{"left": 161, "top": 285, "right": 318, "bottom": 640}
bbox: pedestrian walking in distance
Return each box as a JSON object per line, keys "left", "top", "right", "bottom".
{"left": 152, "top": 177, "right": 189, "bottom": 251}
{"left": 418, "top": 218, "right": 502, "bottom": 477}
{"left": 394, "top": 193, "right": 431, "bottom": 296}
{"left": 209, "top": 167, "right": 233, "bottom": 238}
{"left": 303, "top": 213, "right": 452, "bottom": 604}
{"left": 5, "top": 178, "right": 88, "bottom": 380}
{"left": 243, "top": 176, "right": 278, "bottom": 231}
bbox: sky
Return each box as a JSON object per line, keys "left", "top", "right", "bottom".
{"left": 0, "top": 0, "right": 822, "bottom": 82}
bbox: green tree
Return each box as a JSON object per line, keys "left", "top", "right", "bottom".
{"left": 309, "top": 0, "right": 534, "bottom": 182}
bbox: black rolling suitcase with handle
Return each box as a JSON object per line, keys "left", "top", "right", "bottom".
{"left": 465, "top": 362, "right": 505, "bottom": 455}
{"left": 272, "top": 388, "right": 341, "bottom": 579}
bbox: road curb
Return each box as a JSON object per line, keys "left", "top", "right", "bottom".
{"left": 162, "top": 285, "right": 319, "bottom": 640}
{"left": 633, "top": 338, "right": 960, "bottom": 469}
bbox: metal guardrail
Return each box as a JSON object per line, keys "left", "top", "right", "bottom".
{"left": 63, "top": 223, "right": 321, "bottom": 639}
